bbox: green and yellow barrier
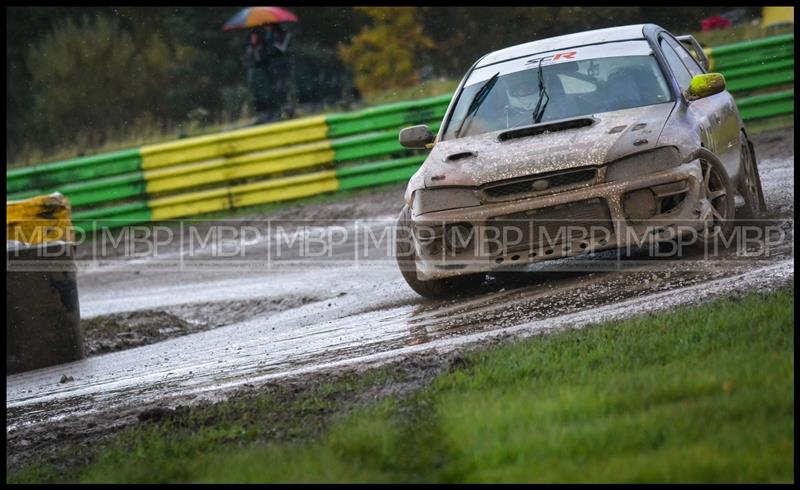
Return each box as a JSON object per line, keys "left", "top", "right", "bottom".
{"left": 139, "top": 115, "right": 329, "bottom": 170}
{"left": 143, "top": 140, "right": 336, "bottom": 195}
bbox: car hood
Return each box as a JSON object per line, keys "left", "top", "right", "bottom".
{"left": 408, "top": 102, "right": 675, "bottom": 194}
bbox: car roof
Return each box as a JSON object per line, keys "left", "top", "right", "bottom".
{"left": 475, "top": 24, "right": 650, "bottom": 68}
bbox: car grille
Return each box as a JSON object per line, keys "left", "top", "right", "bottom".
{"left": 483, "top": 168, "right": 597, "bottom": 200}
{"left": 485, "top": 198, "right": 613, "bottom": 254}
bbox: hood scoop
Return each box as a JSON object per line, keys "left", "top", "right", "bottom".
{"left": 446, "top": 151, "right": 476, "bottom": 162}
{"left": 497, "top": 117, "right": 596, "bottom": 142}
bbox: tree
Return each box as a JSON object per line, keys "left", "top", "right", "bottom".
{"left": 338, "top": 7, "right": 435, "bottom": 95}
{"left": 25, "top": 14, "right": 193, "bottom": 150}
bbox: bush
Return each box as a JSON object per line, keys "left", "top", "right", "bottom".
{"left": 338, "top": 7, "right": 435, "bottom": 96}
{"left": 25, "top": 14, "right": 195, "bottom": 152}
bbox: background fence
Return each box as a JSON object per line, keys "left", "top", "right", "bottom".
{"left": 6, "top": 33, "right": 794, "bottom": 232}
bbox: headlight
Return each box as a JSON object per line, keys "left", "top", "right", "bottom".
{"left": 413, "top": 187, "right": 481, "bottom": 214}
{"left": 605, "top": 147, "right": 680, "bottom": 182}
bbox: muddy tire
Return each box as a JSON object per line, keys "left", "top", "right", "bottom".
{"left": 737, "top": 132, "right": 767, "bottom": 219}
{"left": 395, "top": 206, "right": 484, "bottom": 298}
{"left": 693, "top": 148, "right": 736, "bottom": 249}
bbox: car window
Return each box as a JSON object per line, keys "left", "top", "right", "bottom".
{"left": 664, "top": 36, "right": 704, "bottom": 77}
{"left": 677, "top": 38, "right": 707, "bottom": 71}
{"left": 442, "top": 43, "right": 674, "bottom": 140}
{"left": 558, "top": 74, "right": 596, "bottom": 94}
{"left": 659, "top": 38, "right": 693, "bottom": 91}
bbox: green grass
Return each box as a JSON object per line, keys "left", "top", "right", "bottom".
{"left": 9, "top": 288, "right": 793, "bottom": 483}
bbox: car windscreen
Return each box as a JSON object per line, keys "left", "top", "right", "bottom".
{"left": 442, "top": 41, "right": 673, "bottom": 140}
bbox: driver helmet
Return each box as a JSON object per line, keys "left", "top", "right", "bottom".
{"left": 505, "top": 71, "right": 539, "bottom": 111}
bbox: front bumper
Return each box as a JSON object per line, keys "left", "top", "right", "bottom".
{"left": 409, "top": 159, "right": 710, "bottom": 281}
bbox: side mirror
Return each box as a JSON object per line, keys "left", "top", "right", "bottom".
{"left": 686, "top": 73, "right": 726, "bottom": 100}
{"left": 399, "top": 125, "right": 435, "bottom": 149}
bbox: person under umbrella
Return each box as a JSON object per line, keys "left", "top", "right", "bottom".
{"left": 242, "top": 28, "right": 271, "bottom": 121}
{"left": 264, "top": 23, "right": 293, "bottom": 120}
{"left": 225, "top": 7, "right": 297, "bottom": 124}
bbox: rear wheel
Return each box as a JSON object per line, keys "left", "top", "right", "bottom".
{"left": 395, "top": 206, "right": 485, "bottom": 298}
{"left": 738, "top": 132, "right": 767, "bottom": 218}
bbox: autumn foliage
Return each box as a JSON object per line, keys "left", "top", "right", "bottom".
{"left": 338, "top": 7, "right": 435, "bottom": 96}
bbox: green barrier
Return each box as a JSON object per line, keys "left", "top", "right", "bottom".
{"left": 6, "top": 148, "right": 141, "bottom": 194}
{"left": 332, "top": 122, "right": 441, "bottom": 163}
{"left": 709, "top": 33, "right": 794, "bottom": 58}
{"left": 724, "top": 59, "right": 794, "bottom": 93}
{"left": 711, "top": 42, "right": 793, "bottom": 72}
{"left": 737, "top": 90, "right": 794, "bottom": 120}
{"left": 332, "top": 131, "right": 407, "bottom": 163}
{"left": 8, "top": 172, "right": 146, "bottom": 208}
{"left": 326, "top": 94, "right": 451, "bottom": 138}
{"left": 336, "top": 155, "right": 427, "bottom": 190}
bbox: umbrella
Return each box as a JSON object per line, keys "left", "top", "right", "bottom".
{"left": 223, "top": 6, "right": 298, "bottom": 31}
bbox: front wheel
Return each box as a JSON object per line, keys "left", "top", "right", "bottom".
{"left": 395, "top": 206, "right": 485, "bottom": 298}
{"left": 694, "top": 148, "right": 736, "bottom": 248}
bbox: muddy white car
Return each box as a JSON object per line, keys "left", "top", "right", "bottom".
{"left": 395, "top": 24, "right": 766, "bottom": 298}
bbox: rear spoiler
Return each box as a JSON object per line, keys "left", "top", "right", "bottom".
{"left": 676, "top": 35, "right": 710, "bottom": 72}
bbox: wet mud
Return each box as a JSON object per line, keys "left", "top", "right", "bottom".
{"left": 82, "top": 294, "right": 326, "bottom": 356}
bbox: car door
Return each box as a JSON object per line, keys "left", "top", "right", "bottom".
{"left": 659, "top": 34, "right": 741, "bottom": 178}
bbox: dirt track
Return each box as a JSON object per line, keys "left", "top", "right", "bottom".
{"left": 6, "top": 127, "right": 795, "bottom": 471}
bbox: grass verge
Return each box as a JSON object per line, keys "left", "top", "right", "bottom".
{"left": 8, "top": 288, "right": 794, "bottom": 483}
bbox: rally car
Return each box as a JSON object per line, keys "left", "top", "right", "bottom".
{"left": 395, "top": 24, "right": 765, "bottom": 298}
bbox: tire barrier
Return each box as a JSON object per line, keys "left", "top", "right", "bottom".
{"left": 6, "top": 35, "right": 793, "bottom": 232}
{"left": 6, "top": 194, "right": 83, "bottom": 374}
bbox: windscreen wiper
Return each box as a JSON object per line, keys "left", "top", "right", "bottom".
{"left": 531, "top": 59, "right": 550, "bottom": 124}
{"left": 454, "top": 72, "right": 500, "bottom": 138}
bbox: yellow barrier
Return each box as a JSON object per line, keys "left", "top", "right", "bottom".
{"left": 149, "top": 170, "right": 340, "bottom": 220}
{"left": 140, "top": 116, "right": 329, "bottom": 170}
{"left": 762, "top": 7, "right": 794, "bottom": 29}
{"left": 144, "top": 140, "right": 335, "bottom": 194}
{"left": 6, "top": 193, "right": 74, "bottom": 244}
